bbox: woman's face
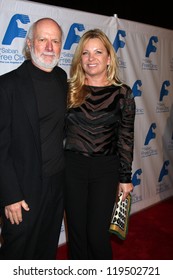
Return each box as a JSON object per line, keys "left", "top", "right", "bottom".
{"left": 81, "top": 38, "right": 110, "bottom": 79}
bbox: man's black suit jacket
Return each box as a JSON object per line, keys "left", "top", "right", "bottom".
{"left": 0, "top": 60, "right": 67, "bottom": 209}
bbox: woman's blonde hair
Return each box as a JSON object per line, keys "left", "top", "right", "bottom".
{"left": 68, "top": 28, "right": 122, "bottom": 108}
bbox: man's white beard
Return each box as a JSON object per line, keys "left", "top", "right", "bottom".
{"left": 30, "top": 48, "right": 59, "bottom": 70}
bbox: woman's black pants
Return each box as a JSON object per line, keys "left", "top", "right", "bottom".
{"left": 65, "top": 151, "right": 119, "bottom": 260}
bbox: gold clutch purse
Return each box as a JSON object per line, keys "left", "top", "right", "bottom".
{"left": 109, "top": 192, "right": 131, "bottom": 240}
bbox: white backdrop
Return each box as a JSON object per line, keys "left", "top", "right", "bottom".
{"left": 0, "top": 0, "right": 173, "bottom": 245}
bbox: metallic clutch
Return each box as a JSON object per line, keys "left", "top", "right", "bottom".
{"left": 109, "top": 192, "right": 131, "bottom": 240}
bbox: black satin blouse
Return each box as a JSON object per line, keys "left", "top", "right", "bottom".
{"left": 65, "top": 84, "right": 136, "bottom": 183}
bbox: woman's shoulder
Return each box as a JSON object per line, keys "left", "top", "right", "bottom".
{"left": 119, "top": 84, "right": 133, "bottom": 96}
{"left": 120, "top": 83, "right": 132, "bottom": 91}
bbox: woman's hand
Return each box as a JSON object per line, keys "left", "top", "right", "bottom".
{"left": 118, "top": 182, "right": 134, "bottom": 201}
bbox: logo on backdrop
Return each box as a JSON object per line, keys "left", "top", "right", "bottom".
{"left": 113, "top": 29, "right": 126, "bottom": 69}
{"left": 2, "top": 14, "right": 30, "bottom": 45}
{"left": 132, "top": 80, "right": 142, "bottom": 97}
{"left": 0, "top": 14, "right": 30, "bottom": 67}
{"left": 113, "top": 30, "right": 126, "bottom": 52}
{"left": 142, "top": 35, "right": 158, "bottom": 70}
{"left": 144, "top": 123, "right": 156, "bottom": 146}
{"left": 132, "top": 168, "right": 142, "bottom": 187}
{"left": 132, "top": 80, "right": 144, "bottom": 115}
{"left": 63, "top": 23, "right": 85, "bottom": 50}
{"left": 131, "top": 169, "right": 142, "bottom": 204}
{"left": 157, "top": 160, "right": 170, "bottom": 193}
{"left": 145, "top": 36, "right": 158, "bottom": 58}
{"left": 141, "top": 123, "right": 158, "bottom": 157}
{"left": 60, "top": 23, "right": 85, "bottom": 67}
{"left": 159, "top": 80, "right": 170, "bottom": 102}
{"left": 156, "top": 80, "right": 170, "bottom": 113}
{"left": 158, "top": 160, "right": 169, "bottom": 182}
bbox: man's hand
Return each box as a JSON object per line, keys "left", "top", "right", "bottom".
{"left": 5, "top": 200, "right": 30, "bottom": 225}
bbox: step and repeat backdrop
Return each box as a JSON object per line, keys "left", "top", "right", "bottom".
{"left": 0, "top": 0, "right": 173, "bottom": 245}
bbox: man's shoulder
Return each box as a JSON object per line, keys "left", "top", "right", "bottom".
{"left": 0, "top": 68, "right": 16, "bottom": 85}
{"left": 0, "top": 60, "right": 28, "bottom": 80}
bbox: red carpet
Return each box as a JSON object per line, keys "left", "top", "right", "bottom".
{"left": 56, "top": 196, "right": 173, "bottom": 260}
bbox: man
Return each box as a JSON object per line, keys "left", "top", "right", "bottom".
{"left": 0, "top": 18, "right": 67, "bottom": 259}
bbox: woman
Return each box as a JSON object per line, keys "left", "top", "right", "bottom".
{"left": 64, "top": 29, "right": 136, "bottom": 260}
